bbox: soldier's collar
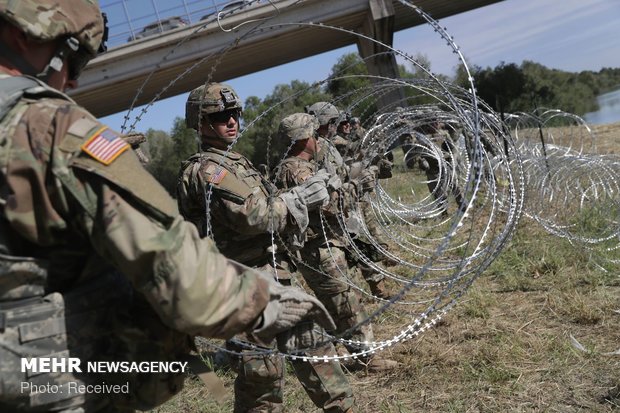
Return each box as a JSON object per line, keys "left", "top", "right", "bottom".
{"left": 200, "top": 144, "right": 243, "bottom": 160}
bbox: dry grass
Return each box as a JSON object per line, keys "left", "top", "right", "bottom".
{"left": 515, "top": 121, "right": 620, "bottom": 155}
{"left": 145, "top": 122, "right": 620, "bottom": 413}
{"left": 592, "top": 122, "right": 620, "bottom": 154}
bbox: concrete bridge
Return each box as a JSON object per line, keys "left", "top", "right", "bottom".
{"left": 69, "top": 0, "right": 503, "bottom": 117}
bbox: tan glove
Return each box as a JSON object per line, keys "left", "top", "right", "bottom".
{"left": 276, "top": 321, "right": 331, "bottom": 353}
{"left": 120, "top": 131, "right": 147, "bottom": 148}
{"left": 120, "top": 132, "right": 149, "bottom": 165}
{"left": 252, "top": 280, "right": 336, "bottom": 347}
{"left": 281, "top": 171, "right": 329, "bottom": 210}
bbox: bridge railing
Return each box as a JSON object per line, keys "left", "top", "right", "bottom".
{"left": 101, "top": 0, "right": 265, "bottom": 49}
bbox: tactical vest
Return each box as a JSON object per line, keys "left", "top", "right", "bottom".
{"left": 0, "top": 76, "right": 188, "bottom": 412}
{"left": 179, "top": 147, "right": 281, "bottom": 267}
{"left": 276, "top": 157, "right": 346, "bottom": 249}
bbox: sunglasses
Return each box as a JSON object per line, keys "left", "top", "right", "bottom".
{"left": 59, "top": 37, "right": 95, "bottom": 81}
{"left": 68, "top": 48, "right": 94, "bottom": 81}
{"left": 209, "top": 109, "right": 240, "bottom": 124}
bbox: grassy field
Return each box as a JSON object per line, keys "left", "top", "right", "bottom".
{"left": 145, "top": 122, "right": 620, "bottom": 413}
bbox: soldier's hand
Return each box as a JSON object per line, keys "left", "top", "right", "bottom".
{"left": 348, "top": 161, "right": 364, "bottom": 180}
{"left": 276, "top": 321, "right": 331, "bottom": 353}
{"left": 314, "top": 167, "right": 342, "bottom": 191}
{"left": 327, "top": 173, "right": 342, "bottom": 191}
{"left": 120, "top": 131, "right": 147, "bottom": 148}
{"left": 376, "top": 158, "right": 393, "bottom": 179}
{"left": 291, "top": 173, "right": 330, "bottom": 210}
{"left": 252, "top": 281, "right": 336, "bottom": 345}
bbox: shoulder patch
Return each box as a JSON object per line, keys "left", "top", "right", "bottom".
{"left": 204, "top": 163, "right": 228, "bottom": 184}
{"left": 81, "top": 126, "right": 130, "bottom": 165}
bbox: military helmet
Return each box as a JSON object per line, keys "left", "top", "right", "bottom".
{"left": 0, "top": 0, "right": 104, "bottom": 56}
{"left": 305, "top": 101, "right": 340, "bottom": 126}
{"left": 279, "top": 113, "right": 319, "bottom": 142}
{"left": 186, "top": 82, "right": 242, "bottom": 130}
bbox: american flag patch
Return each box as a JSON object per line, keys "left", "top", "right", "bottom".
{"left": 205, "top": 164, "right": 228, "bottom": 184}
{"left": 81, "top": 127, "right": 130, "bottom": 165}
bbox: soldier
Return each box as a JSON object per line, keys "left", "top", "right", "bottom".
{"left": 177, "top": 83, "right": 354, "bottom": 413}
{"left": 306, "top": 103, "right": 395, "bottom": 300}
{"left": 334, "top": 113, "right": 351, "bottom": 158}
{"left": 344, "top": 116, "right": 366, "bottom": 159}
{"left": 0, "top": 2, "right": 334, "bottom": 412}
{"left": 417, "top": 121, "right": 466, "bottom": 215}
{"left": 275, "top": 112, "right": 399, "bottom": 371}
{"left": 305, "top": 102, "right": 346, "bottom": 176}
{"left": 349, "top": 117, "right": 365, "bottom": 141}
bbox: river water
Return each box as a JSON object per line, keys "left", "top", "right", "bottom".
{"left": 584, "top": 87, "right": 620, "bottom": 125}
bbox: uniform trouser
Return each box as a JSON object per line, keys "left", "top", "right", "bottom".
{"left": 229, "top": 338, "right": 353, "bottom": 413}
{"left": 424, "top": 160, "right": 465, "bottom": 211}
{"left": 297, "top": 244, "right": 374, "bottom": 353}
{"left": 402, "top": 141, "right": 417, "bottom": 169}
{"left": 352, "top": 199, "right": 389, "bottom": 284}
{"left": 227, "top": 266, "right": 353, "bottom": 413}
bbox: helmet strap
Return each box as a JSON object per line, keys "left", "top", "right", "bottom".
{"left": 35, "top": 37, "right": 79, "bottom": 83}
{"left": 0, "top": 36, "right": 79, "bottom": 83}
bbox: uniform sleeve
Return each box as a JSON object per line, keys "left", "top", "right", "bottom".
{"left": 183, "top": 159, "right": 292, "bottom": 236}
{"left": 210, "top": 192, "right": 290, "bottom": 236}
{"left": 25, "top": 103, "right": 273, "bottom": 340}
{"left": 177, "top": 159, "right": 210, "bottom": 236}
{"left": 87, "top": 178, "right": 270, "bottom": 338}
{"left": 276, "top": 160, "right": 313, "bottom": 189}
{"left": 275, "top": 160, "right": 342, "bottom": 217}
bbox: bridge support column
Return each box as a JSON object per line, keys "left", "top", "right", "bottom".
{"left": 356, "top": 0, "right": 407, "bottom": 110}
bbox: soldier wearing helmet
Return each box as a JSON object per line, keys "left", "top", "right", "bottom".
{"left": 308, "top": 102, "right": 397, "bottom": 298}
{"left": 0, "top": 3, "right": 335, "bottom": 412}
{"left": 275, "top": 112, "right": 399, "bottom": 372}
{"left": 348, "top": 116, "right": 366, "bottom": 146}
{"left": 305, "top": 101, "right": 350, "bottom": 157}
{"left": 178, "top": 86, "right": 354, "bottom": 413}
{"left": 185, "top": 82, "right": 243, "bottom": 143}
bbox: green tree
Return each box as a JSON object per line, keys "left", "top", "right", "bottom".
{"left": 241, "top": 80, "right": 331, "bottom": 167}
{"left": 457, "top": 59, "right": 620, "bottom": 117}
{"left": 471, "top": 62, "right": 526, "bottom": 114}
{"left": 144, "top": 117, "right": 198, "bottom": 196}
{"left": 326, "top": 53, "right": 375, "bottom": 118}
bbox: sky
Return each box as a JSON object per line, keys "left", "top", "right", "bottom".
{"left": 99, "top": 0, "right": 620, "bottom": 132}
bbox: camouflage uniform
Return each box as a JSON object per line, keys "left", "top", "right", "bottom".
{"left": 0, "top": 4, "right": 334, "bottom": 412}
{"left": 325, "top": 133, "right": 394, "bottom": 298}
{"left": 177, "top": 90, "right": 353, "bottom": 413}
{"left": 0, "top": 75, "right": 282, "bottom": 411}
{"left": 305, "top": 101, "right": 395, "bottom": 295}
{"left": 419, "top": 126, "right": 466, "bottom": 213}
{"left": 332, "top": 133, "right": 350, "bottom": 159}
{"left": 350, "top": 123, "right": 366, "bottom": 143}
{"left": 342, "top": 126, "right": 365, "bottom": 161}
{"left": 274, "top": 156, "right": 375, "bottom": 354}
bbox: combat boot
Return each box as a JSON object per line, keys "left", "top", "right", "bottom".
{"left": 363, "top": 355, "right": 400, "bottom": 372}
{"left": 367, "top": 279, "right": 393, "bottom": 300}
{"left": 340, "top": 351, "right": 399, "bottom": 373}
